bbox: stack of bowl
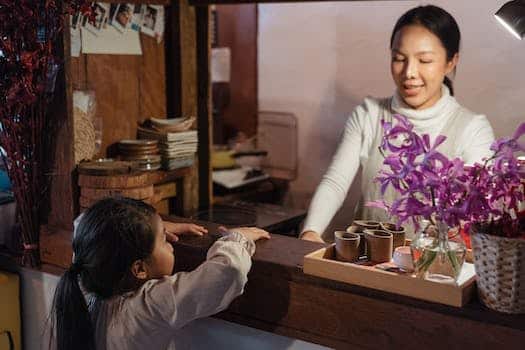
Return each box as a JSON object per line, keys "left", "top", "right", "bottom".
{"left": 118, "top": 139, "right": 161, "bottom": 171}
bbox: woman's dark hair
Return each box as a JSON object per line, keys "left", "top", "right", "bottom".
{"left": 50, "top": 197, "right": 157, "bottom": 350}
{"left": 390, "top": 5, "right": 460, "bottom": 96}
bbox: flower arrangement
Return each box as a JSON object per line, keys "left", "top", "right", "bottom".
{"left": 368, "top": 114, "right": 525, "bottom": 239}
{"left": 0, "top": 1, "right": 91, "bottom": 266}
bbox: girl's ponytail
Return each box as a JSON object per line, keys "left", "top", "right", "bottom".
{"left": 48, "top": 197, "right": 157, "bottom": 349}
{"left": 50, "top": 265, "right": 95, "bottom": 350}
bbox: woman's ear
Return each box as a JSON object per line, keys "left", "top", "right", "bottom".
{"left": 446, "top": 53, "right": 459, "bottom": 75}
{"left": 131, "top": 259, "right": 148, "bottom": 280}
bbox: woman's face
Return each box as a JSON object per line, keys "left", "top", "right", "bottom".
{"left": 145, "top": 214, "right": 175, "bottom": 278}
{"left": 390, "top": 24, "right": 458, "bottom": 110}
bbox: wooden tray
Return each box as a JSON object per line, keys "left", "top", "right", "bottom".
{"left": 303, "top": 245, "right": 477, "bottom": 307}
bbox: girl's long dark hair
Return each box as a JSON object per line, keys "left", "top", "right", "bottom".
{"left": 49, "top": 197, "right": 157, "bottom": 350}
{"left": 390, "top": 5, "right": 461, "bottom": 96}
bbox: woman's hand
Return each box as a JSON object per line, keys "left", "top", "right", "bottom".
{"left": 300, "top": 230, "right": 325, "bottom": 243}
{"left": 164, "top": 221, "right": 208, "bottom": 242}
{"left": 219, "top": 226, "right": 271, "bottom": 242}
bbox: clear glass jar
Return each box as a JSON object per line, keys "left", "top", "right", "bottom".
{"left": 410, "top": 220, "right": 467, "bottom": 284}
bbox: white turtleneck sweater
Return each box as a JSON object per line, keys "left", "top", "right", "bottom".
{"left": 302, "top": 86, "right": 495, "bottom": 239}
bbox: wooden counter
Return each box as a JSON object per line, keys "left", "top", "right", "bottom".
{"left": 170, "top": 217, "right": 525, "bottom": 350}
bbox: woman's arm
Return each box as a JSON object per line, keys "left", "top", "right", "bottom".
{"left": 301, "top": 104, "right": 368, "bottom": 240}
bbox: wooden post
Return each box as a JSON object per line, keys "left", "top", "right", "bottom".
{"left": 195, "top": 4, "right": 212, "bottom": 209}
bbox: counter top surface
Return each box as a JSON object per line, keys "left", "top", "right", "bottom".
{"left": 15, "top": 214, "right": 524, "bottom": 349}
{"left": 167, "top": 215, "right": 525, "bottom": 334}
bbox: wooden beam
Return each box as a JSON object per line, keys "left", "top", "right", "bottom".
{"left": 196, "top": 5, "right": 212, "bottom": 209}
{"left": 190, "top": 0, "right": 398, "bottom": 5}
{"left": 165, "top": 2, "right": 183, "bottom": 118}
{"left": 46, "top": 14, "right": 77, "bottom": 231}
{"left": 104, "top": 0, "right": 170, "bottom": 4}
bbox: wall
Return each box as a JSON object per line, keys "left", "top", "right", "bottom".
{"left": 70, "top": 34, "right": 166, "bottom": 159}
{"left": 215, "top": 4, "right": 258, "bottom": 143}
{"left": 258, "top": 0, "right": 525, "bottom": 236}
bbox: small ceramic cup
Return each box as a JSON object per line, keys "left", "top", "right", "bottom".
{"left": 334, "top": 231, "right": 360, "bottom": 262}
{"left": 393, "top": 246, "right": 414, "bottom": 272}
{"left": 380, "top": 222, "right": 406, "bottom": 252}
{"left": 346, "top": 220, "right": 380, "bottom": 257}
{"left": 364, "top": 229, "right": 393, "bottom": 263}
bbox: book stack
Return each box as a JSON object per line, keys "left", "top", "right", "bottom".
{"left": 138, "top": 126, "right": 197, "bottom": 170}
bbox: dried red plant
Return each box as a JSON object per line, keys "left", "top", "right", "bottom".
{"left": 0, "top": 0, "right": 90, "bottom": 266}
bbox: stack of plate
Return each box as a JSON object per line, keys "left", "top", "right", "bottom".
{"left": 137, "top": 126, "right": 198, "bottom": 170}
{"left": 118, "top": 139, "right": 161, "bottom": 171}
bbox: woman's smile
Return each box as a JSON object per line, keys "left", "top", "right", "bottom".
{"left": 402, "top": 82, "right": 425, "bottom": 97}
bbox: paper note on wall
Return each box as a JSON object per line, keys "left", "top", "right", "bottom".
{"left": 211, "top": 47, "right": 231, "bottom": 83}
{"left": 70, "top": 26, "right": 81, "bottom": 57}
{"left": 81, "top": 25, "right": 142, "bottom": 55}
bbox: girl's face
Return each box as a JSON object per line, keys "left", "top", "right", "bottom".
{"left": 145, "top": 214, "right": 175, "bottom": 278}
{"left": 390, "top": 24, "right": 458, "bottom": 110}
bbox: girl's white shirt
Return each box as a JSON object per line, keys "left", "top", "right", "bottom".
{"left": 90, "top": 231, "right": 254, "bottom": 350}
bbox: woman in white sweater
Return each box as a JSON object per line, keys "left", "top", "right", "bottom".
{"left": 301, "top": 5, "right": 494, "bottom": 242}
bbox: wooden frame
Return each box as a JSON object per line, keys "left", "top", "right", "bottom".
{"left": 190, "top": 0, "right": 399, "bottom": 5}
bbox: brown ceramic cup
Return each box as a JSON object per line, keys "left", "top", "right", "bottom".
{"left": 334, "top": 231, "right": 360, "bottom": 263}
{"left": 379, "top": 222, "right": 406, "bottom": 252}
{"left": 364, "top": 229, "right": 393, "bottom": 263}
{"left": 346, "top": 220, "right": 380, "bottom": 257}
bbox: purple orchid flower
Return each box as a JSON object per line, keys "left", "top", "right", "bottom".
{"left": 367, "top": 115, "right": 525, "bottom": 238}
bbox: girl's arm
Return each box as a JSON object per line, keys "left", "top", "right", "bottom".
{"left": 122, "top": 230, "right": 264, "bottom": 331}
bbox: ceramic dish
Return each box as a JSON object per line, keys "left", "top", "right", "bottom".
{"left": 119, "top": 139, "right": 158, "bottom": 146}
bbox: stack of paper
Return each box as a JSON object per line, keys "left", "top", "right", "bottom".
{"left": 138, "top": 127, "right": 197, "bottom": 170}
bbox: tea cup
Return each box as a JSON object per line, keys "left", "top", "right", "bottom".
{"left": 334, "top": 231, "right": 360, "bottom": 262}
{"left": 364, "top": 229, "right": 393, "bottom": 263}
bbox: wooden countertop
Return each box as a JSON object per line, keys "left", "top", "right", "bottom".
{"left": 169, "top": 216, "right": 525, "bottom": 350}
{"left": 14, "top": 214, "right": 524, "bottom": 349}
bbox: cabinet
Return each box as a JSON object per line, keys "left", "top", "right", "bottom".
{"left": 41, "top": 0, "right": 212, "bottom": 267}
{"left": 0, "top": 272, "right": 21, "bottom": 350}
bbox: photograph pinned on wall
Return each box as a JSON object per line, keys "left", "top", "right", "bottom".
{"left": 141, "top": 5, "right": 165, "bottom": 43}
{"left": 83, "top": 2, "right": 109, "bottom": 36}
{"left": 108, "top": 3, "right": 118, "bottom": 25}
{"left": 112, "top": 3, "right": 135, "bottom": 33}
{"left": 131, "top": 5, "right": 144, "bottom": 31}
{"left": 70, "top": 10, "right": 81, "bottom": 30}
{"left": 70, "top": 11, "right": 82, "bottom": 57}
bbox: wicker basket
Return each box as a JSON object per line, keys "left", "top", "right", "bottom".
{"left": 471, "top": 232, "right": 525, "bottom": 314}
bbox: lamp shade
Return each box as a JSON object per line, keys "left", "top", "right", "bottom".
{"left": 495, "top": 0, "right": 525, "bottom": 40}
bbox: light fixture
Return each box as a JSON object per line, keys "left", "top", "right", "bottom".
{"left": 495, "top": 0, "right": 525, "bottom": 40}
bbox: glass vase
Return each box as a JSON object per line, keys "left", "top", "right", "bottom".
{"left": 410, "top": 220, "right": 467, "bottom": 284}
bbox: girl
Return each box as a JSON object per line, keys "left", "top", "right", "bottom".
{"left": 301, "top": 5, "right": 495, "bottom": 242}
{"left": 49, "top": 197, "right": 270, "bottom": 349}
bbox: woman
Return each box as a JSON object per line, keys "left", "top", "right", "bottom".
{"left": 301, "top": 5, "right": 494, "bottom": 242}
